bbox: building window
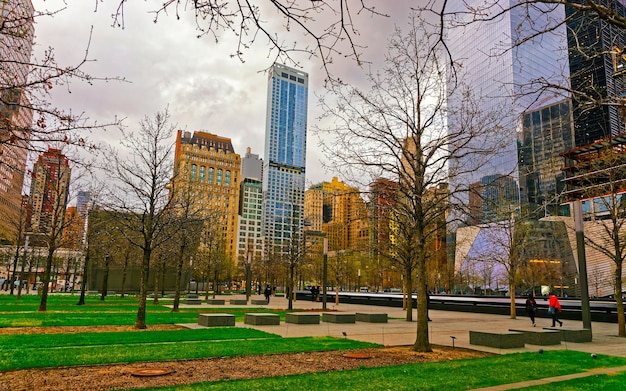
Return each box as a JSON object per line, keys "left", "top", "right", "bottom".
{"left": 190, "top": 164, "right": 197, "bottom": 181}
{"left": 217, "top": 169, "right": 223, "bottom": 185}
{"left": 225, "top": 170, "right": 231, "bottom": 186}
{"left": 199, "top": 166, "right": 206, "bottom": 182}
{"left": 208, "top": 167, "right": 214, "bottom": 183}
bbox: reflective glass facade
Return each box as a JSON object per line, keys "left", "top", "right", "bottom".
{"left": 446, "top": 1, "right": 569, "bottom": 224}
{"left": 262, "top": 64, "right": 308, "bottom": 254}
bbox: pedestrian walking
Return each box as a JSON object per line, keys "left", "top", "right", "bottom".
{"left": 548, "top": 291, "right": 563, "bottom": 327}
{"left": 264, "top": 285, "right": 272, "bottom": 303}
{"left": 525, "top": 292, "right": 538, "bottom": 327}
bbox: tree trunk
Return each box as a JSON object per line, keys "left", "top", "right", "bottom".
{"left": 212, "top": 268, "right": 219, "bottom": 299}
{"left": 288, "top": 263, "right": 294, "bottom": 310}
{"left": 615, "top": 264, "right": 625, "bottom": 337}
{"left": 16, "top": 250, "right": 27, "bottom": 300}
{"left": 153, "top": 262, "right": 160, "bottom": 305}
{"left": 510, "top": 282, "right": 517, "bottom": 319}
{"left": 172, "top": 245, "right": 186, "bottom": 312}
{"left": 135, "top": 249, "right": 151, "bottom": 329}
{"left": 38, "top": 250, "right": 55, "bottom": 312}
{"left": 101, "top": 255, "right": 110, "bottom": 301}
{"left": 413, "top": 241, "right": 432, "bottom": 353}
{"left": 9, "top": 244, "right": 20, "bottom": 296}
{"left": 405, "top": 266, "right": 413, "bottom": 321}
{"left": 120, "top": 252, "right": 129, "bottom": 298}
{"left": 77, "top": 249, "right": 89, "bottom": 305}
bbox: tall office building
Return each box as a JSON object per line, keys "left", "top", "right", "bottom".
{"left": 236, "top": 147, "right": 264, "bottom": 261}
{"left": 566, "top": 0, "right": 626, "bottom": 147}
{"left": 518, "top": 99, "right": 575, "bottom": 218}
{"left": 446, "top": 1, "right": 570, "bottom": 224}
{"left": 29, "top": 148, "right": 71, "bottom": 235}
{"left": 262, "top": 63, "right": 308, "bottom": 258}
{"left": 173, "top": 130, "right": 241, "bottom": 262}
{"left": 0, "top": 0, "right": 34, "bottom": 242}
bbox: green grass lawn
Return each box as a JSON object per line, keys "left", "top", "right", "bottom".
{"left": 0, "top": 333, "right": 374, "bottom": 370}
{"left": 2, "top": 294, "right": 626, "bottom": 391}
{"left": 129, "top": 350, "right": 626, "bottom": 391}
{"left": 0, "top": 294, "right": 288, "bottom": 327}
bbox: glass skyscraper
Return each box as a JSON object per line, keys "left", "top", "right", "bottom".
{"left": 262, "top": 63, "right": 309, "bottom": 257}
{"left": 446, "top": 1, "right": 570, "bottom": 224}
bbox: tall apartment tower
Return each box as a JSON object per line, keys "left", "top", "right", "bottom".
{"left": 236, "top": 147, "right": 264, "bottom": 262}
{"left": 446, "top": 1, "right": 570, "bottom": 224}
{"left": 29, "top": 148, "right": 71, "bottom": 235}
{"left": 173, "top": 130, "right": 241, "bottom": 263}
{"left": 261, "top": 63, "right": 308, "bottom": 258}
{"left": 0, "top": 0, "right": 34, "bottom": 242}
{"left": 566, "top": 0, "right": 626, "bottom": 147}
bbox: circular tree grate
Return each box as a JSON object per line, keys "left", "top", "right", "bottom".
{"left": 130, "top": 368, "right": 172, "bottom": 377}
{"left": 343, "top": 353, "right": 372, "bottom": 359}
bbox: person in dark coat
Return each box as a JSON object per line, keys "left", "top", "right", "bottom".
{"left": 264, "top": 285, "right": 272, "bottom": 303}
{"left": 525, "top": 293, "right": 538, "bottom": 327}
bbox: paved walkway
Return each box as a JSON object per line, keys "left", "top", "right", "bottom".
{"left": 178, "top": 294, "right": 626, "bottom": 390}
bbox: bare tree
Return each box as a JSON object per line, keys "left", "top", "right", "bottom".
{"left": 104, "top": 108, "right": 176, "bottom": 329}
{"left": 316, "top": 14, "right": 508, "bottom": 352}
{"left": 108, "top": 0, "right": 389, "bottom": 77}
{"left": 33, "top": 148, "right": 73, "bottom": 312}
{"left": 1, "top": 4, "right": 122, "bottom": 155}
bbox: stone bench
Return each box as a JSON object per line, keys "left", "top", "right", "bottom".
{"left": 229, "top": 299, "right": 248, "bottom": 305}
{"left": 356, "top": 312, "right": 388, "bottom": 323}
{"left": 183, "top": 298, "right": 203, "bottom": 305}
{"left": 251, "top": 299, "right": 268, "bottom": 305}
{"left": 509, "top": 328, "right": 562, "bottom": 346}
{"left": 186, "top": 294, "right": 199, "bottom": 299}
{"left": 244, "top": 313, "right": 280, "bottom": 325}
{"left": 543, "top": 327, "right": 592, "bottom": 342}
{"left": 286, "top": 312, "right": 320, "bottom": 324}
{"left": 198, "top": 313, "right": 235, "bottom": 327}
{"left": 469, "top": 331, "right": 525, "bottom": 349}
{"left": 322, "top": 312, "right": 356, "bottom": 324}
{"left": 206, "top": 299, "right": 225, "bottom": 305}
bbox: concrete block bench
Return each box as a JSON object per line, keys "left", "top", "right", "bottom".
{"left": 509, "top": 328, "right": 562, "bottom": 346}
{"left": 244, "top": 313, "right": 280, "bottom": 325}
{"left": 183, "top": 298, "right": 203, "bottom": 305}
{"left": 251, "top": 299, "right": 268, "bottom": 305}
{"left": 543, "top": 327, "right": 592, "bottom": 342}
{"left": 186, "top": 294, "right": 199, "bottom": 299}
{"left": 322, "top": 312, "right": 356, "bottom": 324}
{"left": 206, "top": 299, "right": 225, "bottom": 305}
{"left": 198, "top": 313, "right": 235, "bottom": 327}
{"left": 469, "top": 330, "right": 525, "bottom": 348}
{"left": 356, "top": 312, "right": 388, "bottom": 323}
{"left": 229, "top": 299, "right": 248, "bottom": 305}
{"left": 286, "top": 312, "right": 320, "bottom": 324}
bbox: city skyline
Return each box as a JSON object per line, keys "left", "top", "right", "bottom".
{"left": 30, "top": 1, "right": 418, "bottom": 188}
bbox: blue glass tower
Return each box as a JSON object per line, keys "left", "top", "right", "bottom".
{"left": 262, "top": 63, "right": 309, "bottom": 257}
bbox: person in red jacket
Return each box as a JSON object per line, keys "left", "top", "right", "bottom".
{"left": 548, "top": 291, "right": 563, "bottom": 327}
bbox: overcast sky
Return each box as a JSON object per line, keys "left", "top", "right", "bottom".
{"left": 31, "top": 1, "right": 421, "bottom": 187}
